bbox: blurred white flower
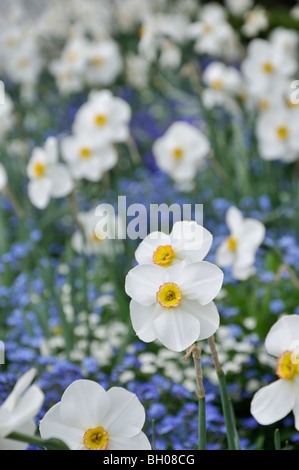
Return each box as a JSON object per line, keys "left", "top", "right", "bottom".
{"left": 216, "top": 206, "right": 265, "bottom": 280}
{"left": 125, "top": 261, "right": 223, "bottom": 351}
{"left": 251, "top": 315, "right": 299, "bottom": 430}
{"left": 269, "top": 27, "right": 299, "bottom": 57}
{"left": 39, "top": 379, "right": 151, "bottom": 450}
{"left": 61, "top": 133, "right": 118, "bottom": 182}
{"left": 135, "top": 220, "right": 213, "bottom": 268}
{"left": 0, "top": 369, "right": 44, "bottom": 450}
{"left": 27, "top": 137, "right": 73, "bottom": 209}
{"left": 152, "top": 121, "right": 210, "bottom": 185}
{"left": 85, "top": 39, "right": 122, "bottom": 86}
{"left": 187, "top": 3, "right": 237, "bottom": 58}
{"left": 73, "top": 90, "right": 131, "bottom": 144}
{"left": 242, "top": 6, "right": 268, "bottom": 38}
{"left": 71, "top": 208, "right": 124, "bottom": 256}
{"left": 241, "top": 38, "right": 297, "bottom": 97}
{"left": 225, "top": 0, "right": 253, "bottom": 17}
{"left": 256, "top": 105, "right": 299, "bottom": 162}
{"left": 202, "top": 61, "right": 243, "bottom": 109}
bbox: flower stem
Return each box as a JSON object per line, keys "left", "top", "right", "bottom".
{"left": 183, "top": 343, "right": 206, "bottom": 450}
{"left": 7, "top": 431, "right": 69, "bottom": 450}
{"left": 207, "top": 335, "right": 240, "bottom": 450}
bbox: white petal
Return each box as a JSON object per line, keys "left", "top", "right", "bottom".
{"left": 101, "top": 387, "right": 145, "bottom": 438}
{"left": 226, "top": 206, "right": 244, "bottom": 236}
{"left": 265, "top": 314, "right": 299, "bottom": 357}
{"left": 215, "top": 241, "right": 235, "bottom": 267}
{"left": 39, "top": 402, "right": 83, "bottom": 449}
{"left": 170, "top": 221, "right": 213, "bottom": 261}
{"left": 44, "top": 137, "right": 58, "bottom": 165}
{"left": 48, "top": 164, "right": 73, "bottom": 198}
{"left": 154, "top": 307, "right": 200, "bottom": 352}
{"left": 59, "top": 380, "right": 111, "bottom": 430}
{"left": 251, "top": 379, "right": 295, "bottom": 425}
{"left": 185, "top": 300, "right": 220, "bottom": 340}
{"left": 179, "top": 261, "right": 224, "bottom": 305}
{"left": 28, "top": 178, "right": 52, "bottom": 209}
{"left": 108, "top": 432, "right": 151, "bottom": 450}
{"left": 129, "top": 300, "right": 161, "bottom": 342}
{"left": 241, "top": 219, "right": 265, "bottom": 248}
{"left": 125, "top": 265, "right": 166, "bottom": 306}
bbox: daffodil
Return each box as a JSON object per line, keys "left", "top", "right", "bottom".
{"left": 215, "top": 206, "right": 265, "bottom": 280}
{"left": 135, "top": 220, "right": 213, "bottom": 268}
{"left": 256, "top": 106, "right": 299, "bottom": 162}
{"left": 152, "top": 121, "right": 210, "bottom": 186}
{"left": 61, "top": 133, "right": 118, "bottom": 182}
{"left": 27, "top": 137, "right": 73, "bottom": 209}
{"left": 0, "top": 368, "right": 44, "bottom": 450}
{"left": 72, "top": 90, "right": 131, "bottom": 145}
{"left": 39, "top": 379, "right": 151, "bottom": 450}
{"left": 251, "top": 315, "right": 299, "bottom": 430}
{"left": 125, "top": 261, "right": 223, "bottom": 352}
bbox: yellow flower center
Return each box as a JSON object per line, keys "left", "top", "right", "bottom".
{"left": 91, "top": 232, "right": 104, "bottom": 244}
{"left": 83, "top": 426, "right": 109, "bottom": 450}
{"left": 79, "top": 147, "right": 92, "bottom": 159}
{"left": 276, "top": 126, "right": 289, "bottom": 140}
{"left": 91, "top": 56, "right": 104, "bottom": 66}
{"left": 66, "top": 51, "right": 78, "bottom": 63}
{"left": 156, "top": 282, "right": 182, "bottom": 308}
{"left": 173, "top": 147, "right": 184, "bottom": 160}
{"left": 94, "top": 114, "right": 107, "bottom": 127}
{"left": 211, "top": 79, "right": 223, "bottom": 90}
{"left": 263, "top": 62, "right": 274, "bottom": 74}
{"left": 227, "top": 236, "right": 238, "bottom": 252}
{"left": 33, "top": 161, "right": 46, "bottom": 178}
{"left": 276, "top": 350, "right": 299, "bottom": 380}
{"left": 153, "top": 245, "right": 174, "bottom": 267}
{"left": 258, "top": 98, "right": 269, "bottom": 111}
{"left": 17, "top": 57, "right": 29, "bottom": 69}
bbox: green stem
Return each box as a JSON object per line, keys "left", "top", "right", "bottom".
{"left": 198, "top": 396, "right": 206, "bottom": 451}
{"left": 274, "top": 429, "right": 281, "bottom": 450}
{"left": 207, "top": 335, "right": 239, "bottom": 450}
{"left": 183, "top": 343, "right": 206, "bottom": 450}
{"left": 7, "top": 432, "right": 69, "bottom": 450}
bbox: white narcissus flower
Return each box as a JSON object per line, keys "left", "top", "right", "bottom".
{"left": 39, "top": 379, "right": 151, "bottom": 450}
{"left": 61, "top": 133, "right": 118, "bottom": 182}
{"left": 251, "top": 315, "right": 299, "bottom": 430}
{"left": 241, "top": 7, "right": 268, "bottom": 38}
{"left": 0, "top": 164, "right": 8, "bottom": 191}
{"left": 152, "top": 121, "right": 210, "bottom": 185}
{"left": 85, "top": 39, "right": 123, "bottom": 87}
{"left": 135, "top": 220, "right": 213, "bottom": 268}
{"left": 0, "top": 368, "right": 44, "bottom": 450}
{"left": 215, "top": 206, "right": 265, "bottom": 280}
{"left": 27, "top": 137, "right": 73, "bottom": 209}
{"left": 71, "top": 209, "right": 123, "bottom": 256}
{"left": 72, "top": 90, "right": 131, "bottom": 145}
{"left": 256, "top": 106, "right": 299, "bottom": 162}
{"left": 225, "top": 0, "right": 253, "bottom": 17}
{"left": 187, "top": 3, "right": 237, "bottom": 58}
{"left": 125, "top": 261, "right": 223, "bottom": 352}
{"left": 241, "top": 38, "right": 297, "bottom": 97}
{"left": 202, "top": 61, "right": 243, "bottom": 109}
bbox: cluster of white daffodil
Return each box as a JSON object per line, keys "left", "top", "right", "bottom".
{"left": 26, "top": 89, "right": 131, "bottom": 210}
{"left": 125, "top": 220, "right": 224, "bottom": 353}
